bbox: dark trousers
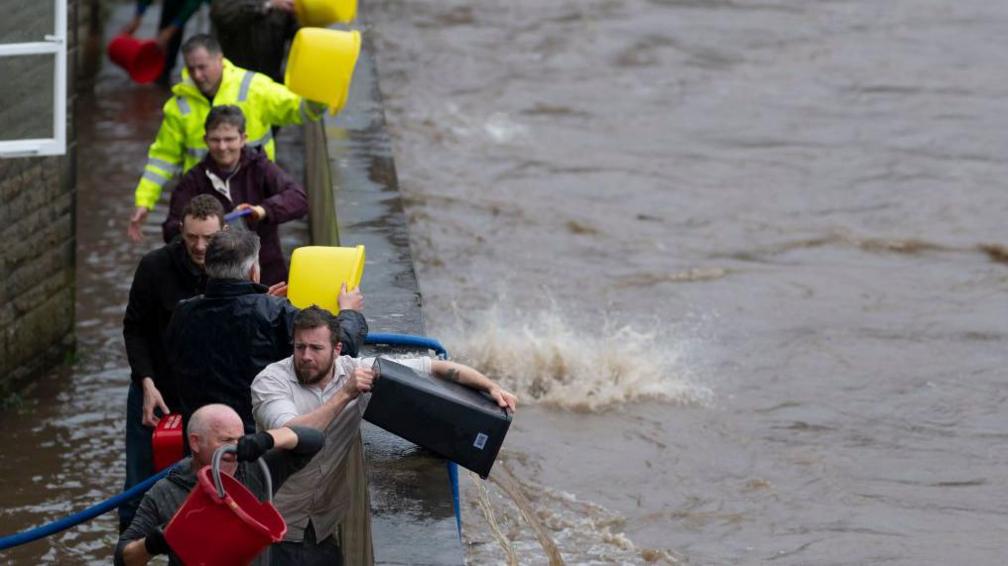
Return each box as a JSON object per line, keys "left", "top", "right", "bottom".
{"left": 270, "top": 521, "right": 342, "bottom": 566}
{"left": 118, "top": 382, "right": 153, "bottom": 531}
{"left": 156, "top": 0, "right": 187, "bottom": 84}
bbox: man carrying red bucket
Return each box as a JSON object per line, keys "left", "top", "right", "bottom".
{"left": 115, "top": 404, "right": 324, "bottom": 565}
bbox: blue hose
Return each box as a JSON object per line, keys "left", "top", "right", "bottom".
{"left": 364, "top": 332, "right": 447, "bottom": 359}
{"left": 364, "top": 332, "right": 461, "bottom": 538}
{"left": 0, "top": 464, "right": 174, "bottom": 550}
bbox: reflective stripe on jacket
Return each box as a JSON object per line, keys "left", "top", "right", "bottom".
{"left": 134, "top": 58, "right": 326, "bottom": 209}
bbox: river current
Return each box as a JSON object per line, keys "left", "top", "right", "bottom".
{"left": 1, "top": 1, "right": 1006, "bottom": 564}
{"left": 369, "top": 0, "right": 1008, "bottom": 563}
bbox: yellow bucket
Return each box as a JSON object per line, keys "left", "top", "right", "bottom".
{"left": 294, "top": 0, "right": 357, "bottom": 26}
{"left": 287, "top": 245, "right": 366, "bottom": 314}
{"left": 285, "top": 28, "right": 361, "bottom": 113}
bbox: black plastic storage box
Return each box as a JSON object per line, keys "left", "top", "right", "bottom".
{"left": 363, "top": 357, "right": 512, "bottom": 478}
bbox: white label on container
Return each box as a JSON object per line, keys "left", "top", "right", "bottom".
{"left": 473, "top": 433, "right": 488, "bottom": 450}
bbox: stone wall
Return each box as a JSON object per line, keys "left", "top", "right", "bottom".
{"left": 0, "top": 0, "right": 84, "bottom": 397}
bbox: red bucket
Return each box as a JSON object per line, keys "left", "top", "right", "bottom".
{"left": 107, "top": 34, "right": 165, "bottom": 84}
{"left": 164, "top": 459, "right": 287, "bottom": 565}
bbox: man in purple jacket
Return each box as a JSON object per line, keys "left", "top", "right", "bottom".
{"left": 163, "top": 105, "right": 307, "bottom": 286}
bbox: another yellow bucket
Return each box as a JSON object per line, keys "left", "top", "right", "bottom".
{"left": 285, "top": 28, "right": 361, "bottom": 113}
{"left": 287, "top": 245, "right": 366, "bottom": 314}
{"left": 294, "top": 0, "right": 357, "bottom": 26}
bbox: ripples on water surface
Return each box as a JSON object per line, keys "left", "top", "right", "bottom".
{"left": 2, "top": 0, "right": 1007, "bottom": 563}
{"left": 371, "top": 0, "right": 1008, "bottom": 563}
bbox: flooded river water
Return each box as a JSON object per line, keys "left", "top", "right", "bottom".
{"left": 369, "top": 0, "right": 1008, "bottom": 563}
{"left": 2, "top": 1, "right": 1007, "bottom": 564}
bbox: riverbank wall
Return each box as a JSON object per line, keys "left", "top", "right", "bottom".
{"left": 304, "top": 19, "right": 465, "bottom": 565}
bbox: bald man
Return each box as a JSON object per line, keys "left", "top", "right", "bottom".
{"left": 115, "top": 404, "right": 324, "bottom": 566}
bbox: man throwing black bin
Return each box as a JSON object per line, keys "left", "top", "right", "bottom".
{"left": 115, "top": 403, "right": 325, "bottom": 566}
{"left": 251, "top": 306, "right": 517, "bottom": 565}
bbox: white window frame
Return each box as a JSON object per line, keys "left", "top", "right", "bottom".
{"left": 0, "top": 0, "right": 67, "bottom": 158}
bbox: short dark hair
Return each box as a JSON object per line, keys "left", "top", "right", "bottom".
{"left": 205, "top": 229, "right": 260, "bottom": 280}
{"left": 181, "top": 34, "right": 221, "bottom": 56}
{"left": 205, "top": 105, "right": 246, "bottom": 134}
{"left": 181, "top": 194, "right": 224, "bottom": 223}
{"left": 293, "top": 306, "right": 342, "bottom": 347}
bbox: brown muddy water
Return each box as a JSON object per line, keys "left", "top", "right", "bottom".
{"left": 2, "top": 0, "right": 1007, "bottom": 564}
{"left": 369, "top": 0, "right": 1008, "bottom": 564}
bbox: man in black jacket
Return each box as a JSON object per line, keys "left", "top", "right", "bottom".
{"left": 115, "top": 403, "right": 325, "bottom": 566}
{"left": 120, "top": 194, "right": 225, "bottom": 532}
{"left": 166, "top": 229, "right": 367, "bottom": 434}
{"left": 210, "top": 0, "right": 297, "bottom": 84}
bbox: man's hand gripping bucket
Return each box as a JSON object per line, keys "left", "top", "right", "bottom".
{"left": 163, "top": 446, "right": 287, "bottom": 565}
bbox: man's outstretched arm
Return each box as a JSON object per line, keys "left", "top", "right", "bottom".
{"left": 430, "top": 360, "right": 518, "bottom": 411}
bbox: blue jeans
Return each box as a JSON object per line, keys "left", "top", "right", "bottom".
{"left": 118, "top": 381, "right": 154, "bottom": 532}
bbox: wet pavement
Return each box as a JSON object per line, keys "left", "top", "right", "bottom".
{"left": 321, "top": 31, "right": 464, "bottom": 564}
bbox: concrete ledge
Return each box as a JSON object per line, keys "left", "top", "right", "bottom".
{"left": 304, "top": 22, "right": 465, "bottom": 566}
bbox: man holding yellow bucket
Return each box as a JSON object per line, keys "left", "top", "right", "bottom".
{"left": 127, "top": 31, "right": 360, "bottom": 242}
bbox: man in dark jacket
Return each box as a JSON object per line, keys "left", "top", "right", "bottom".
{"left": 115, "top": 403, "right": 325, "bottom": 565}
{"left": 163, "top": 104, "right": 308, "bottom": 286}
{"left": 166, "top": 229, "right": 367, "bottom": 434}
{"left": 210, "top": 0, "right": 298, "bottom": 84}
{"left": 120, "top": 194, "right": 225, "bottom": 532}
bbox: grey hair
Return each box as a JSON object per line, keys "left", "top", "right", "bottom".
{"left": 205, "top": 229, "right": 261, "bottom": 280}
{"left": 181, "top": 33, "right": 222, "bottom": 56}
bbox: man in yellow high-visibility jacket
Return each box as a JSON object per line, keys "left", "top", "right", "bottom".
{"left": 128, "top": 33, "right": 328, "bottom": 242}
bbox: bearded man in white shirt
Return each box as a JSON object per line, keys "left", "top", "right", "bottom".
{"left": 251, "top": 306, "right": 517, "bottom": 565}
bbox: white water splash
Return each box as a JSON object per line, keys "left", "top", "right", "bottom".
{"left": 437, "top": 304, "right": 712, "bottom": 412}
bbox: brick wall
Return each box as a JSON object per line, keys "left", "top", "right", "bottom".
{"left": 0, "top": 0, "right": 83, "bottom": 396}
